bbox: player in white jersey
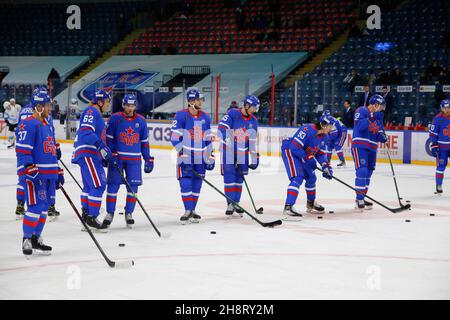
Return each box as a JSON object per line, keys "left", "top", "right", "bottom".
{"left": 4, "top": 99, "right": 21, "bottom": 149}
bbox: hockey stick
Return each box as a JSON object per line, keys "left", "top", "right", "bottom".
{"left": 114, "top": 163, "right": 170, "bottom": 239}
{"left": 316, "top": 167, "right": 411, "bottom": 213}
{"left": 59, "top": 186, "right": 134, "bottom": 269}
{"left": 385, "top": 144, "right": 411, "bottom": 210}
{"left": 192, "top": 169, "right": 282, "bottom": 227}
{"left": 59, "top": 159, "right": 82, "bottom": 190}
{"left": 241, "top": 173, "right": 263, "bottom": 214}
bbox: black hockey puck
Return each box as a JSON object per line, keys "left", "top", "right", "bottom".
{"left": 118, "top": 243, "right": 126, "bottom": 247}
{"left": 317, "top": 216, "right": 323, "bottom": 219}
{"left": 405, "top": 219, "right": 411, "bottom": 223}
{"left": 329, "top": 211, "right": 334, "bottom": 214}
{"left": 210, "top": 231, "right": 216, "bottom": 234}
{"left": 406, "top": 200, "right": 411, "bottom": 203}
{"left": 430, "top": 213, "right": 435, "bottom": 216}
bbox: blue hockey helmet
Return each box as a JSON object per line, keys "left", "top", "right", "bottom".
{"left": 91, "top": 89, "right": 111, "bottom": 105}
{"left": 440, "top": 99, "right": 450, "bottom": 110}
{"left": 243, "top": 95, "right": 260, "bottom": 111}
{"left": 33, "top": 85, "right": 48, "bottom": 95}
{"left": 186, "top": 88, "right": 200, "bottom": 101}
{"left": 369, "top": 94, "right": 386, "bottom": 109}
{"left": 32, "top": 92, "right": 51, "bottom": 108}
{"left": 122, "top": 93, "right": 138, "bottom": 107}
{"left": 319, "top": 111, "right": 334, "bottom": 127}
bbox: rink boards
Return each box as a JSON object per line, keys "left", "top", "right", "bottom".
{"left": 142, "top": 122, "right": 436, "bottom": 166}
{"left": 40, "top": 121, "right": 437, "bottom": 166}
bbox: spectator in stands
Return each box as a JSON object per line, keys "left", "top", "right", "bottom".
{"left": 236, "top": 6, "right": 246, "bottom": 30}
{"left": 388, "top": 68, "right": 404, "bottom": 85}
{"left": 376, "top": 68, "right": 390, "bottom": 84}
{"left": 348, "top": 23, "right": 361, "bottom": 38}
{"left": 167, "top": 43, "right": 177, "bottom": 55}
{"left": 267, "top": 27, "right": 280, "bottom": 42}
{"left": 381, "top": 86, "right": 394, "bottom": 123}
{"left": 150, "top": 42, "right": 161, "bottom": 55}
{"left": 367, "top": 70, "right": 377, "bottom": 87}
{"left": 426, "top": 60, "right": 444, "bottom": 79}
{"left": 342, "top": 100, "right": 354, "bottom": 129}
{"left": 419, "top": 71, "right": 430, "bottom": 84}
{"left": 343, "top": 69, "right": 362, "bottom": 93}
{"left": 358, "top": 85, "right": 372, "bottom": 107}
{"left": 299, "top": 14, "right": 310, "bottom": 29}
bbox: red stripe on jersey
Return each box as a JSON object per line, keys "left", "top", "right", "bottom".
{"left": 182, "top": 197, "right": 194, "bottom": 202}
{"left": 26, "top": 180, "right": 35, "bottom": 205}
{"left": 287, "top": 191, "right": 298, "bottom": 196}
{"left": 73, "top": 149, "right": 101, "bottom": 158}
{"left": 126, "top": 197, "right": 136, "bottom": 203}
{"left": 23, "top": 219, "right": 38, "bottom": 227}
{"left": 86, "top": 157, "right": 100, "bottom": 188}
{"left": 224, "top": 187, "right": 242, "bottom": 192}
{"left": 88, "top": 201, "right": 101, "bottom": 207}
{"left": 16, "top": 149, "right": 32, "bottom": 154}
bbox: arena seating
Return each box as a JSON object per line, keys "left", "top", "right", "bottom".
{"left": 0, "top": 2, "right": 145, "bottom": 58}
{"left": 121, "top": 0, "right": 356, "bottom": 55}
{"left": 277, "top": 0, "right": 450, "bottom": 126}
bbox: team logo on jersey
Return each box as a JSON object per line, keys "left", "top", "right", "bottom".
{"left": 444, "top": 124, "right": 450, "bottom": 138}
{"left": 18, "top": 123, "right": 26, "bottom": 131}
{"left": 190, "top": 125, "right": 204, "bottom": 142}
{"left": 38, "top": 190, "right": 46, "bottom": 201}
{"left": 43, "top": 135, "right": 56, "bottom": 156}
{"left": 135, "top": 123, "right": 140, "bottom": 128}
{"left": 120, "top": 126, "right": 139, "bottom": 146}
{"left": 368, "top": 121, "right": 379, "bottom": 134}
{"left": 234, "top": 128, "right": 248, "bottom": 143}
{"left": 360, "top": 158, "right": 366, "bottom": 165}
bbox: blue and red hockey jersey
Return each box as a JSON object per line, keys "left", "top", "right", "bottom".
{"left": 15, "top": 116, "right": 58, "bottom": 179}
{"left": 170, "top": 109, "right": 213, "bottom": 163}
{"left": 351, "top": 107, "right": 384, "bottom": 151}
{"left": 329, "top": 118, "right": 347, "bottom": 146}
{"left": 72, "top": 106, "right": 106, "bottom": 163}
{"left": 283, "top": 124, "right": 329, "bottom": 165}
{"left": 218, "top": 108, "right": 258, "bottom": 164}
{"left": 429, "top": 113, "right": 450, "bottom": 150}
{"left": 106, "top": 112, "right": 151, "bottom": 162}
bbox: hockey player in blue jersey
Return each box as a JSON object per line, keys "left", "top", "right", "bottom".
{"left": 351, "top": 94, "right": 388, "bottom": 210}
{"left": 101, "top": 93, "right": 154, "bottom": 228}
{"left": 323, "top": 110, "right": 348, "bottom": 168}
{"left": 72, "top": 89, "right": 112, "bottom": 231}
{"left": 16, "top": 92, "right": 64, "bottom": 256}
{"left": 15, "top": 85, "right": 63, "bottom": 219}
{"left": 281, "top": 113, "right": 334, "bottom": 217}
{"left": 170, "top": 89, "right": 215, "bottom": 224}
{"left": 429, "top": 99, "right": 450, "bottom": 194}
{"left": 218, "top": 95, "right": 259, "bottom": 216}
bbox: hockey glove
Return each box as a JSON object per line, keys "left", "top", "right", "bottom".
{"left": 109, "top": 152, "right": 121, "bottom": 167}
{"left": 24, "top": 164, "right": 40, "bottom": 183}
{"left": 144, "top": 157, "right": 155, "bottom": 173}
{"left": 205, "top": 154, "right": 215, "bottom": 171}
{"left": 56, "top": 168, "right": 64, "bottom": 189}
{"left": 431, "top": 143, "right": 439, "bottom": 157}
{"left": 378, "top": 131, "right": 388, "bottom": 143}
{"left": 321, "top": 162, "right": 333, "bottom": 180}
{"left": 248, "top": 152, "right": 260, "bottom": 170}
{"left": 95, "top": 140, "right": 111, "bottom": 161}
{"left": 55, "top": 143, "right": 61, "bottom": 160}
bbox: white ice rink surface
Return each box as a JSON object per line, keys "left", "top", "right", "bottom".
{"left": 0, "top": 143, "right": 449, "bottom": 300}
